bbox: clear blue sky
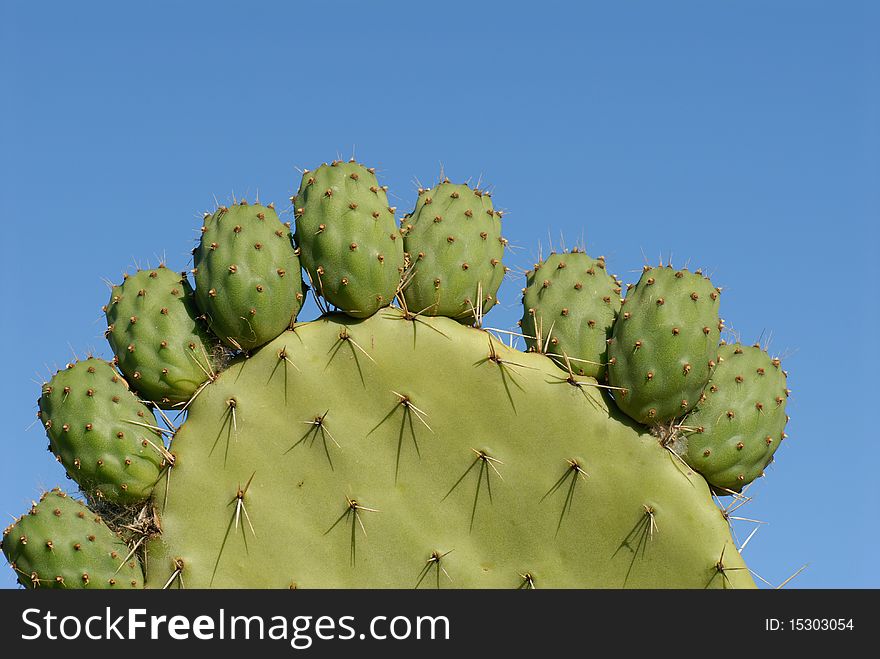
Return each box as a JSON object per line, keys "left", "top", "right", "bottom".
{"left": 1, "top": 1, "right": 877, "bottom": 588}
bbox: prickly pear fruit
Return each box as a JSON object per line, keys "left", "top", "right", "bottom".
{"left": 520, "top": 250, "right": 622, "bottom": 378}
{"left": 104, "top": 266, "right": 218, "bottom": 407}
{"left": 2, "top": 489, "right": 142, "bottom": 589}
{"left": 38, "top": 359, "right": 166, "bottom": 504}
{"left": 608, "top": 266, "right": 722, "bottom": 424}
{"left": 293, "top": 160, "right": 405, "bottom": 317}
{"left": 402, "top": 181, "right": 505, "bottom": 323}
{"left": 681, "top": 343, "right": 789, "bottom": 492}
{"left": 193, "top": 201, "right": 304, "bottom": 351}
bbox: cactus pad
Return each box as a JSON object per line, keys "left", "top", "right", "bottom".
{"left": 145, "top": 310, "right": 752, "bottom": 589}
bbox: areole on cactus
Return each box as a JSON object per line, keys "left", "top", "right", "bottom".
{"left": 2, "top": 158, "right": 789, "bottom": 589}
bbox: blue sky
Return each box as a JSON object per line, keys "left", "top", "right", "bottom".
{"left": 1, "top": 1, "right": 877, "bottom": 588}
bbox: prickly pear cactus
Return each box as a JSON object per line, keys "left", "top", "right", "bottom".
{"left": 2, "top": 489, "right": 142, "bottom": 589}
{"left": 193, "top": 201, "right": 304, "bottom": 351}
{"left": 38, "top": 358, "right": 167, "bottom": 505}
{"left": 104, "top": 266, "right": 218, "bottom": 407}
{"left": 679, "top": 343, "right": 789, "bottom": 492}
{"left": 401, "top": 181, "right": 506, "bottom": 323}
{"left": 293, "top": 160, "right": 405, "bottom": 317}
{"left": 3, "top": 164, "right": 793, "bottom": 590}
{"left": 146, "top": 309, "right": 750, "bottom": 588}
{"left": 608, "top": 266, "right": 723, "bottom": 425}
{"left": 520, "top": 250, "right": 622, "bottom": 379}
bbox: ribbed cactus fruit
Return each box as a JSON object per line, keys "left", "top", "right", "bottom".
{"left": 607, "top": 266, "right": 723, "bottom": 425}
{"left": 520, "top": 250, "right": 622, "bottom": 379}
{"left": 104, "top": 266, "right": 217, "bottom": 407}
{"left": 146, "top": 310, "right": 751, "bottom": 588}
{"left": 681, "top": 343, "right": 789, "bottom": 492}
{"left": 193, "top": 201, "right": 304, "bottom": 351}
{"left": 401, "top": 181, "right": 506, "bottom": 323}
{"left": 37, "top": 358, "right": 167, "bottom": 505}
{"left": 2, "top": 489, "right": 142, "bottom": 589}
{"left": 293, "top": 160, "right": 404, "bottom": 317}
{"left": 4, "top": 157, "right": 796, "bottom": 590}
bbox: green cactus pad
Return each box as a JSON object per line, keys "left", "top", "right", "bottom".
{"left": 145, "top": 310, "right": 752, "bottom": 589}
{"left": 293, "top": 160, "right": 405, "bottom": 317}
{"left": 2, "top": 489, "right": 142, "bottom": 589}
{"left": 38, "top": 359, "right": 167, "bottom": 504}
{"left": 682, "top": 344, "right": 789, "bottom": 492}
{"left": 104, "top": 266, "right": 218, "bottom": 407}
{"left": 520, "top": 250, "right": 622, "bottom": 379}
{"left": 401, "top": 181, "right": 506, "bottom": 323}
{"left": 608, "top": 266, "right": 723, "bottom": 424}
{"left": 193, "top": 201, "right": 304, "bottom": 351}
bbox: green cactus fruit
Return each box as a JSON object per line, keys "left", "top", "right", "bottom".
{"left": 293, "top": 160, "right": 405, "bottom": 317}
{"left": 193, "top": 201, "right": 304, "bottom": 351}
{"left": 607, "top": 266, "right": 723, "bottom": 425}
{"left": 681, "top": 344, "right": 789, "bottom": 492}
{"left": 520, "top": 250, "right": 622, "bottom": 379}
{"left": 38, "top": 359, "right": 167, "bottom": 504}
{"left": 2, "top": 489, "right": 142, "bottom": 588}
{"left": 104, "top": 266, "right": 219, "bottom": 408}
{"left": 145, "top": 310, "right": 752, "bottom": 589}
{"left": 401, "top": 181, "right": 506, "bottom": 323}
